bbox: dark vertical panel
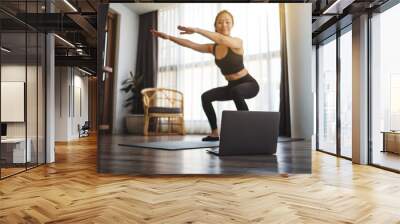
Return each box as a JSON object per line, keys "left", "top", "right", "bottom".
{"left": 278, "top": 4, "right": 291, "bottom": 137}
{"left": 367, "top": 11, "right": 373, "bottom": 165}
{"left": 316, "top": 44, "right": 319, "bottom": 150}
{"left": 97, "top": 3, "right": 109, "bottom": 172}
{"left": 134, "top": 11, "right": 158, "bottom": 114}
{"left": 0, "top": 27, "right": 2, "bottom": 179}
{"left": 88, "top": 77, "right": 97, "bottom": 132}
{"left": 25, "top": 0, "right": 28, "bottom": 171}
{"left": 72, "top": 68, "right": 75, "bottom": 118}
{"left": 102, "top": 12, "right": 117, "bottom": 132}
{"left": 36, "top": 0, "right": 39, "bottom": 167}
{"left": 336, "top": 30, "right": 341, "bottom": 157}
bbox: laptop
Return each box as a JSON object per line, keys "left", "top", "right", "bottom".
{"left": 207, "top": 111, "right": 280, "bottom": 156}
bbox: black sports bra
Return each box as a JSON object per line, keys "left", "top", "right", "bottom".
{"left": 213, "top": 44, "right": 245, "bottom": 75}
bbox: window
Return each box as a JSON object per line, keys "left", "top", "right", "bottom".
{"left": 157, "top": 3, "right": 281, "bottom": 133}
{"left": 340, "top": 29, "right": 352, "bottom": 158}
{"left": 371, "top": 3, "right": 400, "bottom": 171}
{"left": 317, "top": 37, "right": 337, "bottom": 154}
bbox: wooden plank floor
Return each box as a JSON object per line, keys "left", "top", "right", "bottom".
{"left": 1, "top": 135, "right": 400, "bottom": 223}
{"left": 98, "top": 135, "right": 311, "bottom": 174}
{"left": 0, "top": 167, "right": 26, "bottom": 178}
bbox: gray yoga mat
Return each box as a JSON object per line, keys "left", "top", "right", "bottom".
{"left": 119, "top": 140, "right": 219, "bottom": 150}
{"left": 119, "top": 137, "right": 304, "bottom": 151}
{"left": 278, "top": 137, "right": 304, "bottom": 142}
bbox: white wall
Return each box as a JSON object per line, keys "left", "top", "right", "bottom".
{"left": 1, "top": 67, "right": 26, "bottom": 139}
{"left": 285, "top": 4, "right": 313, "bottom": 139}
{"left": 1, "top": 65, "right": 38, "bottom": 137}
{"left": 54, "top": 67, "right": 89, "bottom": 141}
{"left": 55, "top": 67, "right": 69, "bottom": 141}
{"left": 110, "top": 3, "right": 139, "bottom": 134}
{"left": 71, "top": 74, "right": 89, "bottom": 138}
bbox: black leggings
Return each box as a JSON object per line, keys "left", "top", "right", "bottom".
{"left": 201, "top": 74, "right": 259, "bottom": 130}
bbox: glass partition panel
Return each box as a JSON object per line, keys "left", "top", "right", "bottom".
{"left": 27, "top": 31, "right": 38, "bottom": 169}
{"left": 0, "top": 0, "right": 46, "bottom": 179}
{"left": 340, "top": 29, "right": 352, "bottom": 158}
{"left": 1, "top": 31, "right": 28, "bottom": 177}
{"left": 371, "top": 4, "right": 400, "bottom": 171}
{"left": 317, "top": 37, "right": 337, "bottom": 154}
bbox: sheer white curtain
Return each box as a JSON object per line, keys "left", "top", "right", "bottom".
{"left": 157, "top": 3, "right": 281, "bottom": 134}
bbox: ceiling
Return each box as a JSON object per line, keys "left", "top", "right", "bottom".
{"left": 124, "top": 3, "right": 178, "bottom": 15}
{"left": 0, "top": 32, "right": 46, "bottom": 65}
{"left": 118, "top": 0, "right": 391, "bottom": 44}
{"left": 310, "top": 0, "right": 391, "bottom": 44}
{"left": 0, "top": 0, "right": 99, "bottom": 73}
{"left": 2, "top": 0, "right": 396, "bottom": 73}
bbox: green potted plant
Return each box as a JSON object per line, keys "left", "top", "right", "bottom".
{"left": 121, "top": 71, "right": 144, "bottom": 134}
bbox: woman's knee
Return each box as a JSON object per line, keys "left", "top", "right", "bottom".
{"left": 201, "top": 91, "right": 212, "bottom": 104}
{"left": 254, "top": 82, "right": 260, "bottom": 96}
{"left": 246, "top": 82, "right": 260, "bottom": 98}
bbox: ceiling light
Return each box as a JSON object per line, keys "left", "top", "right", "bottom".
{"left": 1, "top": 47, "right": 11, "bottom": 53}
{"left": 78, "top": 67, "right": 93, "bottom": 76}
{"left": 54, "top": 34, "right": 75, "bottom": 48}
{"left": 322, "top": 0, "right": 354, "bottom": 15}
{"left": 63, "top": 0, "right": 78, "bottom": 12}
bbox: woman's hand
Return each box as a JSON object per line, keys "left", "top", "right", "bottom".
{"left": 150, "top": 29, "right": 170, "bottom": 40}
{"left": 177, "top": 26, "right": 197, "bottom": 35}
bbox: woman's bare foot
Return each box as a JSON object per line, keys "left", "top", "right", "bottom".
{"left": 202, "top": 129, "right": 220, "bottom": 141}
{"left": 209, "top": 129, "right": 219, "bottom": 137}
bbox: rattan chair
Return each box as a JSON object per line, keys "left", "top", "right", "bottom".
{"left": 141, "top": 88, "right": 185, "bottom": 136}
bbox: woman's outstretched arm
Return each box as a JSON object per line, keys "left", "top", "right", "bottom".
{"left": 169, "top": 36, "right": 213, "bottom": 53}
{"left": 150, "top": 29, "right": 213, "bottom": 54}
{"left": 178, "top": 26, "right": 242, "bottom": 49}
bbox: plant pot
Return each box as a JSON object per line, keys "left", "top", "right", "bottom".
{"left": 125, "top": 114, "right": 144, "bottom": 135}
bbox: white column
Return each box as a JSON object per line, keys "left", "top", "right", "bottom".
{"left": 352, "top": 14, "right": 369, "bottom": 164}
{"left": 46, "top": 33, "right": 55, "bottom": 163}
{"left": 311, "top": 45, "right": 317, "bottom": 150}
{"left": 285, "top": 4, "right": 313, "bottom": 139}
